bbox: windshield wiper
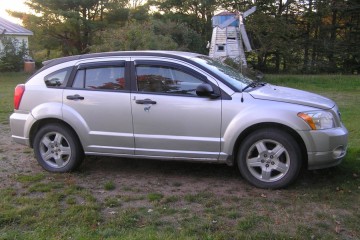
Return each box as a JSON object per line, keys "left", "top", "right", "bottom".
{"left": 241, "top": 81, "right": 266, "bottom": 92}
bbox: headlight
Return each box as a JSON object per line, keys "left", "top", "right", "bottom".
{"left": 298, "top": 111, "right": 335, "bottom": 130}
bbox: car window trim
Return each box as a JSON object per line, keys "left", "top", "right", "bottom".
{"left": 77, "top": 61, "right": 125, "bottom": 70}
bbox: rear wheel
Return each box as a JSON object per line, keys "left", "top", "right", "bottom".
{"left": 237, "top": 129, "right": 302, "bottom": 189}
{"left": 33, "top": 124, "right": 84, "bottom": 172}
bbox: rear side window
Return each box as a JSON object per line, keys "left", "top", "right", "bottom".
{"left": 72, "top": 66, "right": 125, "bottom": 90}
{"left": 44, "top": 67, "right": 72, "bottom": 87}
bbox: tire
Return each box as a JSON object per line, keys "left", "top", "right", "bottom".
{"left": 237, "top": 129, "right": 302, "bottom": 189}
{"left": 33, "top": 123, "right": 84, "bottom": 172}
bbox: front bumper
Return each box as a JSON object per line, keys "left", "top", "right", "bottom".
{"left": 299, "top": 125, "right": 348, "bottom": 170}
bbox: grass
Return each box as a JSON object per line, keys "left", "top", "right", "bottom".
{"left": 0, "top": 72, "right": 359, "bottom": 239}
{"left": 147, "top": 192, "right": 164, "bottom": 201}
{"left": 0, "top": 72, "right": 31, "bottom": 124}
{"left": 104, "top": 181, "right": 116, "bottom": 191}
{"left": 15, "top": 173, "right": 45, "bottom": 183}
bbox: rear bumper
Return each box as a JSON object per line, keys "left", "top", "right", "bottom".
{"left": 9, "top": 112, "right": 35, "bottom": 146}
{"left": 300, "top": 126, "right": 348, "bottom": 170}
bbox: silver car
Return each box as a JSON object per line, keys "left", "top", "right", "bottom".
{"left": 10, "top": 51, "right": 348, "bottom": 189}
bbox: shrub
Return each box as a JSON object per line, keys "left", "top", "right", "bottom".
{"left": 0, "top": 36, "right": 29, "bottom": 72}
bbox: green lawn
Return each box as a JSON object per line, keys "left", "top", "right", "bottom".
{"left": 0, "top": 72, "right": 359, "bottom": 239}
{"left": 0, "top": 72, "right": 31, "bottom": 124}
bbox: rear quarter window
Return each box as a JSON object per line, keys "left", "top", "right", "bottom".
{"left": 44, "top": 67, "right": 72, "bottom": 87}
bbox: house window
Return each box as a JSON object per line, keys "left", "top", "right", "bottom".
{"left": 217, "top": 45, "right": 225, "bottom": 51}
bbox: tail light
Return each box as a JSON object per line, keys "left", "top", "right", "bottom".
{"left": 14, "top": 84, "right": 25, "bottom": 110}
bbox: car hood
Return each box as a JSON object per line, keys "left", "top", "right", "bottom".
{"left": 249, "top": 84, "right": 335, "bottom": 109}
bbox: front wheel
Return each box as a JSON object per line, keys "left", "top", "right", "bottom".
{"left": 33, "top": 124, "right": 84, "bottom": 172}
{"left": 237, "top": 129, "right": 302, "bottom": 189}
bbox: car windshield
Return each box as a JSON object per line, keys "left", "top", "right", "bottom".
{"left": 192, "top": 56, "right": 254, "bottom": 91}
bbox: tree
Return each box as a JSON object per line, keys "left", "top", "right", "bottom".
{"left": 10, "top": 0, "right": 130, "bottom": 56}
{"left": 90, "top": 19, "right": 202, "bottom": 52}
{"left": 7, "top": 0, "right": 360, "bottom": 74}
{"left": 150, "top": 0, "right": 219, "bottom": 53}
{"left": 235, "top": 1, "right": 301, "bottom": 72}
{"left": 342, "top": 0, "right": 360, "bottom": 73}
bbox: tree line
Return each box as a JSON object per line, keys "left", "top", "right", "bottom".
{"left": 9, "top": 0, "right": 360, "bottom": 74}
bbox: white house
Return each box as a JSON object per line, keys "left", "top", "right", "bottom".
{"left": 0, "top": 16, "right": 33, "bottom": 51}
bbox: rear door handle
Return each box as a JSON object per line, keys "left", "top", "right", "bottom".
{"left": 67, "top": 94, "right": 84, "bottom": 100}
{"left": 136, "top": 99, "right": 157, "bottom": 105}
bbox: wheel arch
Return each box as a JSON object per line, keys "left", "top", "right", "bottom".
{"left": 232, "top": 122, "right": 308, "bottom": 169}
{"left": 29, "top": 118, "right": 83, "bottom": 153}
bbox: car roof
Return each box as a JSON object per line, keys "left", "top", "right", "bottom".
{"left": 41, "top": 51, "right": 202, "bottom": 72}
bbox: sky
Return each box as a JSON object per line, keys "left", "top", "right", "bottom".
{"left": 0, "top": 0, "right": 29, "bottom": 24}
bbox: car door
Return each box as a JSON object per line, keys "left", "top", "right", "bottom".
{"left": 130, "top": 59, "right": 222, "bottom": 160}
{"left": 63, "top": 60, "right": 134, "bottom": 155}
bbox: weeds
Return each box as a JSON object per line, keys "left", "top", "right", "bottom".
{"left": 147, "top": 192, "right": 164, "bottom": 202}
{"left": 104, "top": 181, "right": 116, "bottom": 191}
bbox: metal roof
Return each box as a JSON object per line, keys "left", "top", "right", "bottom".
{"left": 215, "top": 11, "right": 236, "bottom": 16}
{"left": 0, "top": 17, "right": 33, "bottom": 36}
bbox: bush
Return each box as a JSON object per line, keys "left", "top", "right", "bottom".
{"left": 0, "top": 36, "right": 29, "bottom": 72}
{"left": 89, "top": 19, "right": 203, "bottom": 53}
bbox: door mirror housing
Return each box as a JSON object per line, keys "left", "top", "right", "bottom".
{"left": 196, "top": 83, "right": 220, "bottom": 99}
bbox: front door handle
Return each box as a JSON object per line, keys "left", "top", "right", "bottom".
{"left": 136, "top": 99, "right": 157, "bottom": 104}
{"left": 67, "top": 94, "right": 84, "bottom": 100}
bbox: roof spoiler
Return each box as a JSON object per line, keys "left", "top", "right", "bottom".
{"left": 42, "top": 59, "right": 53, "bottom": 66}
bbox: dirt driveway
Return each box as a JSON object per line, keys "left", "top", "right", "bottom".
{"left": 0, "top": 122, "right": 271, "bottom": 201}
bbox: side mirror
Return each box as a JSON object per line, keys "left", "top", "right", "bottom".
{"left": 196, "top": 83, "right": 220, "bottom": 99}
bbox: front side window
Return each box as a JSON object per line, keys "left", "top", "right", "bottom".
{"left": 136, "top": 65, "right": 204, "bottom": 96}
{"left": 72, "top": 66, "right": 125, "bottom": 90}
{"left": 44, "top": 67, "right": 72, "bottom": 87}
